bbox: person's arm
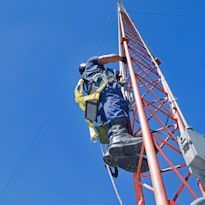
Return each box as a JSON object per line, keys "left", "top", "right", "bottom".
{"left": 98, "top": 54, "right": 125, "bottom": 65}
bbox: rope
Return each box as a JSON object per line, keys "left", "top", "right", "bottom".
{"left": 100, "top": 145, "right": 124, "bottom": 205}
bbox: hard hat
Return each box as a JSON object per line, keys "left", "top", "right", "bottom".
{"left": 79, "top": 63, "right": 86, "bottom": 75}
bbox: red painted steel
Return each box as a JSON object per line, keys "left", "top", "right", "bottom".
{"left": 198, "top": 181, "right": 205, "bottom": 197}
{"left": 117, "top": 2, "right": 203, "bottom": 205}
{"left": 118, "top": 5, "right": 169, "bottom": 205}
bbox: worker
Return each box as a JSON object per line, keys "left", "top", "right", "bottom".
{"left": 78, "top": 54, "right": 148, "bottom": 172}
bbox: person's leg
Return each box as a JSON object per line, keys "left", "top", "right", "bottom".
{"left": 108, "top": 117, "right": 142, "bottom": 156}
{"left": 105, "top": 116, "right": 148, "bottom": 173}
{"left": 103, "top": 88, "right": 142, "bottom": 156}
{"left": 100, "top": 84, "right": 148, "bottom": 172}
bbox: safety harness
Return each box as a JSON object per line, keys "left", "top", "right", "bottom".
{"left": 74, "top": 72, "right": 110, "bottom": 143}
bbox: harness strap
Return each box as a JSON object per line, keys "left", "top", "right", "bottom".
{"left": 75, "top": 70, "right": 125, "bottom": 141}
{"left": 74, "top": 79, "right": 85, "bottom": 111}
{"left": 74, "top": 77, "right": 108, "bottom": 141}
{"left": 75, "top": 77, "right": 108, "bottom": 105}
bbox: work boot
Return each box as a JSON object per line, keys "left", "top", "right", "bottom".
{"left": 117, "top": 154, "right": 149, "bottom": 173}
{"left": 103, "top": 118, "right": 149, "bottom": 173}
{"left": 103, "top": 151, "right": 149, "bottom": 173}
{"left": 108, "top": 118, "right": 143, "bottom": 157}
{"left": 103, "top": 151, "right": 118, "bottom": 167}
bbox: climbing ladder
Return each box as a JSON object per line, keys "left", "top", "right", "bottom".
{"left": 117, "top": 2, "right": 205, "bottom": 204}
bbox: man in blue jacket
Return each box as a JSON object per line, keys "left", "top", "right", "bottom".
{"left": 79, "top": 54, "right": 148, "bottom": 172}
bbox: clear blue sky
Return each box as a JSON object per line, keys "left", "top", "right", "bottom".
{"left": 0, "top": 0, "right": 205, "bottom": 204}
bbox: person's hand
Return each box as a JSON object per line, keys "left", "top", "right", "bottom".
{"left": 121, "top": 56, "right": 127, "bottom": 64}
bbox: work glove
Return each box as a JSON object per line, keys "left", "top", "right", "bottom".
{"left": 121, "top": 56, "right": 127, "bottom": 64}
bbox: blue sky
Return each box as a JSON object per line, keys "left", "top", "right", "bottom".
{"left": 0, "top": 0, "right": 205, "bottom": 204}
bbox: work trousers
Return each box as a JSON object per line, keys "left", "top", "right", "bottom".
{"left": 99, "top": 82, "right": 129, "bottom": 129}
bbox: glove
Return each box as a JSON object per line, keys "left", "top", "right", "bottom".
{"left": 121, "top": 56, "right": 127, "bottom": 64}
{"left": 115, "top": 70, "right": 121, "bottom": 81}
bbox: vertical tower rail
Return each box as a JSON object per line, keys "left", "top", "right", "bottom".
{"left": 117, "top": 2, "right": 202, "bottom": 204}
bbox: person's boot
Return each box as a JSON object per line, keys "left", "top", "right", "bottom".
{"left": 117, "top": 154, "right": 148, "bottom": 173}
{"left": 103, "top": 151, "right": 149, "bottom": 173}
{"left": 108, "top": 118, "right": 143, "bottom": 157}
{"left": 103, "top": 151, "right": 118, "bottom": 167}
{"left": 103, "top": 118, "right": 149, "bottom": 173}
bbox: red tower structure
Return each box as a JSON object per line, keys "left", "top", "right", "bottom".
{"left": 117, "top": 2, "right": 205, "bottom": 204}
